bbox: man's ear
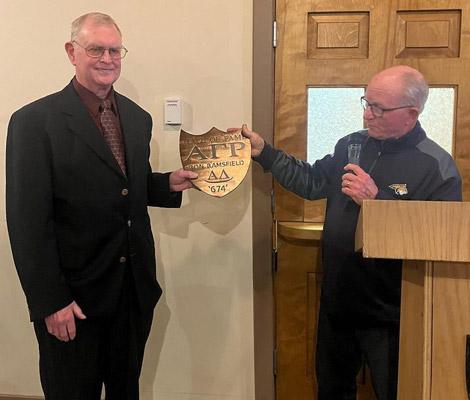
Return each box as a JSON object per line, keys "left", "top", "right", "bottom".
{"left": 65, "top": 42, "right": 76, "bottom": 65}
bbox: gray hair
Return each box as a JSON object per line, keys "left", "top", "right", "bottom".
{"left": 71, "top": 12, "right": 122, "bottom": 42}
{"left": 400, "top": 70, "right": 429, "bottom": 114}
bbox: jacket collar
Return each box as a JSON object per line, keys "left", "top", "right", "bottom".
{"left": 368, "top": 121, "right": 426, "bottom": 153}
{"left": 115, "top": 93, "right": 140, "bottom": 180}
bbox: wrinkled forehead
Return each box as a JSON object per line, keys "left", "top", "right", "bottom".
{"left": 77, "top": 25, "right": 122, "bottom": 47}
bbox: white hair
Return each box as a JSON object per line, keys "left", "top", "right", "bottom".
{"left": 400, "top": 69, "right": 429, "bottom": 114}
{"left": 71, "top": 12, "right": 122, "bottom": 42}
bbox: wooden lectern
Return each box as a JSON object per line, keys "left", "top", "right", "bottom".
{"left": 355, "top": 200, "right": 470, "bottom": 400}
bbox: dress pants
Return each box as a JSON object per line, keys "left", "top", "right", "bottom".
{"left": 316, "top": 307, "right": 399, "bottom": 400}
{"left": 33, "top": 269, "right": 154, "bottom": 400}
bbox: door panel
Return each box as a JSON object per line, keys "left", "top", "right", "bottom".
{"left": 275, "top": 224, "right": 321, "bottom": 399}
{"left": 274, "top": 1, "right": 470, "bottom": 399}
{"left": 274, "top": 230, "right": 321, "bottom": 399}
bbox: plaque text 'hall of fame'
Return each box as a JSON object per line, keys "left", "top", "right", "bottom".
{"left": 179, "top": 127, "right": 251, "bottom": 198}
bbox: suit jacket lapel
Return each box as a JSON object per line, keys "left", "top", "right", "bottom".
{"left": 59, "top": 83, "right": 126, "bottom": 179}
{"left": 115, "top": 93, "right": 139, "bottom": 181}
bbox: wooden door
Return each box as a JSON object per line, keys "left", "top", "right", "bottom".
{"left": 274, "top": 1, "right": 470, "bottom": 399}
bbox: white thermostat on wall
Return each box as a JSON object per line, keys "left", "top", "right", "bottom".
{"left": 164, "top": 98, "right": 182, "bottom": 125}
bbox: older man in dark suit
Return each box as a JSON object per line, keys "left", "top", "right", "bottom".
{"left": 6, "top": 12, "right": 196, "bottom": 400}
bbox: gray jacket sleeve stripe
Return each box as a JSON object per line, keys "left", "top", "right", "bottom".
{"left": 416, "top": 138, "right": 460, "bottom": 181}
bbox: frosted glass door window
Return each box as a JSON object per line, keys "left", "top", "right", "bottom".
{"left": 419, "top": 88, "right": 454, "bottom": 155}
{"left": 307, "top": 87, "right": 455, "bottom": 163}
{"left": 307, "top": 88, "right": 364, "bottom": 163}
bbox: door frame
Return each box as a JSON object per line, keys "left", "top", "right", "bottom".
{"left": 253, "top": 1, "right": 276, "bottom": 399}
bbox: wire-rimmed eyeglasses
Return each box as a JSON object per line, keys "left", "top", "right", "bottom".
{"left": 72, "top": 41, "right": 128, "bottom": 59}
{"left": 360, "top": 96, "right": 414, "bottom": 117}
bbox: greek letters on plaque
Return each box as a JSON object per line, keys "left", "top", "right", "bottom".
{"left": 179, "top": 127, "right": 251, "bottom": 198}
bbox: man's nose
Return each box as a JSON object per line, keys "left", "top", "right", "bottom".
{"left": 99, "top": 49, "right": 112, "bottom": 62}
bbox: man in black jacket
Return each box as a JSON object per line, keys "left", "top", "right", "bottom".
{"left": 6, "top": 12, "right": 196, "bottom": 400}
{"left": 238, "top": 65, "right": 462, "bottom": 399}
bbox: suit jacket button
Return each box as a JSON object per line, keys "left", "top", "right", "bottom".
{"left": 121, "top": 188, "right": 129, "bottom": 196}
{"left": 119, "top": 256, "right": 127, "bottom": 263}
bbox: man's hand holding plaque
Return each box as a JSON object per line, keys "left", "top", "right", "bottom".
{"left": 169, "top": 169, "right": 198, "bottom": 192}
{"left": 228, "top": 124, "right": 264, "bottom": 157}
{"left": 179, "top": 127, "right": 251, "bottom": 198}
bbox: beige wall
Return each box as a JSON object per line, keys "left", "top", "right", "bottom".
{"left": 0, "top": 1, "right": 254, "bottom": 399}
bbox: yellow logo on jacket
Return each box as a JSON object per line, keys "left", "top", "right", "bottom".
{"left": 389, "top": 184, "right": 408, "bottom": 196}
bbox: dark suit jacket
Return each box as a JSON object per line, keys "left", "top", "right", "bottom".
{"left": 6, "top": 81, "right": 181, "bottom": 321}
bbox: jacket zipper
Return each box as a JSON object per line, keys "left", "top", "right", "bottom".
{"left": 367, "top": 141, "right": 383, "bottom": 175}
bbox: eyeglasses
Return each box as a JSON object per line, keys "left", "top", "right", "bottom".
{"left": 72, "top": 41, "right": 128, "bottom": 59}
{"left": 360, "top": 96, "right": 413, "bottom": 117}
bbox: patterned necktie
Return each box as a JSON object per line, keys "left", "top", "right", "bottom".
{"left": 100, "top": 99, "right": 126, "bottom": 174}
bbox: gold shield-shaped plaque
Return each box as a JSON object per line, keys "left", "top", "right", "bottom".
{"left": 179, "top": 127, "right": 251, "bottom": 198}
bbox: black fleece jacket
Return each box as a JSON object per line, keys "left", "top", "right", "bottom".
{"left": 255, "top": 121, "right": 462, "bottom": 326}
